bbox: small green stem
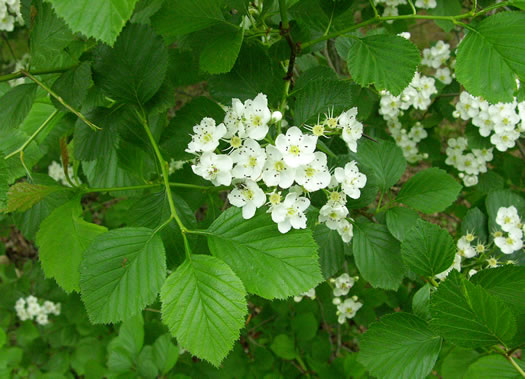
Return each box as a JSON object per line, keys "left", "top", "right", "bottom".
{"left": 407, "top": 0, "right": 417, "bottom": 15}
{"left": 5, "top": 110, "right": 59, "bottom": 160}
{"left": 0, "top": 67, "right": 73, "bottom": 83}
{"left": 369, "top": 0, "right": 379, "bottom": 18}
{"left": 507, "top": 355, "right": 525, "bottom": 378}
{"left": 279, "top": 0, "right": 289, "bottom": 30}
{"left": 277, "top": 80, "right": 291, "bottom": 134}
{"left": 376, "top": 191, "right": 384, "bottom": 214}
{"left": 169, "top": 182, "right": 222, "bottom": 191}
{"left": 185, "top": 229, "right": 213, "bottom": 236}
{"left": 84, "top": 183, "right": 162, "bottom": 193}
{"left": 21, "top": 70, "right": 101, "bottom": 131}
{"left": 429, "top": 277, "right": 439, "bottom": 288}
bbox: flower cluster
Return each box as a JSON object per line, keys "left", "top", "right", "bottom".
{"left": 421, "top": 40, "right": 454, "bottom": 85}
{"left": 330, "top": 273, "right": 362, "bottom": 324}
{"left": 454, "top": 92, "right": 524, "bottom": 152}
{"left": 293, "top": 288, "right": 316, "bottom": 302}
{"left": 457, "top": 232, "right": 486, "bottom": 258}
{"left": 14, "top": 296, "right": 61, "bottom": 326}
{"left": 379, "top": 73, "right": 437, "bottom": 162}
{"left": 445, "top": 137, "right": 493, "bottom": 187}
{"left": 48, "top": 160, "right": 78, "bottom": 187}
{"left": 494, "top": 206, "right": 524, "bottom": 254}
{"left": 0, "top": 0, "right": 23, "bottom": 32}
{"left": 187, "top": 93, "right": 366, "bottom": 237}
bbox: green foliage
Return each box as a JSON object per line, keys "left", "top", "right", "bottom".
{"left": 161, "top": 255, "right": 247, "bottom": 366}
{"left": 206, "top": 208, "right": 323, "bottom": 299}
{"left": 347, "top": 35, "right": 421, "bottom": 95}
{"left": 385, "top": 207, "right": 420, "bottom": 242}
{"left": 7, "top": 182, "right": 62, "bottom": 213}
{"left": 80, "top": 227, "right": 166, "bottom": 323}
{"left": 358, "top": 312, "right": 442, "bottom": 379}
{"left": 456, "top": 12, "right": 525, "bottom": 103}
{"left": 0, "top": 84, "right": 37, "bottom": 131}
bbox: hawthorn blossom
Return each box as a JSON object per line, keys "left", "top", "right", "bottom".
{"left": 270, "top": 192, "right": 310, "bottom": 233}
{"left": 275, "top": 127, "right": 318, "bottom": 168}
{"left": 228, "top": 180, "right": 266, "bottom": 219}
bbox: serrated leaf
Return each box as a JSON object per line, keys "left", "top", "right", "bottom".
{"left": 347, "top": 35, "right": 420, "bottom": 95}
{"left": 353, "top": 222, "right": 406, "bottom": 290}
{"left": 93, "top": 23, "right": 168, "bottom": 104}
{"left": 36, "top": 198, "right": 107, "bottom": 292}
{"left": 313, "top": 223, "right": 345, "bottom": 279}
{"left": 137, "top": 346, "right": 158, "bottom": 379}
{"left": 294, "top": 79, "right": 353, "bottom": 125}
{"left": 0, "top": 129, "right": 45, "bottom": 184}
{"left": 401, "top": 219, "right": 456, "bottom": 277}
{"left": 464, "top": 355, "right": 525, "bottom": 379}
{"left": 358, "top": 312, "right": 442, "bottom": 379}
{"left": 385, "top": 207, "right": 420, "bottom": 242}
{"left": 396, "top": 168, "right": 462, "bottom": 214}
{"left": 7, "top": 182, "right": 63, "bottom": 213}
{"left": 471, "top": 266, "right": 525, "bottom": 315}
{"left": 356, "top": 139, "right": 406, "bottom": 192}
{"left": 206, "top": 207, "right": 323, "bottom": 299}
{"left": 430, "top": 271, "right": 517, "bottom": 348}
{"left": 160, "top": 254, "right": 247, "bottom": 366}
{"left": 152, "top": 334, "right": 179, "bottom": 375}
{"left": 46, "top": 0, "right": 139, "bottom": 45}
{"left": 80, "top": 227, "right": 166, "bottom": 323}
{"left": 0, "top": 84, "right": 37, "bottom": 131}
{"left": 51, "top": 62, "right": 92, "bottom": 112}
{"left": 455, "top": 12, "right": 525, "bottom": 103}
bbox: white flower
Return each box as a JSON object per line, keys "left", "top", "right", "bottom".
{"left": 457, "top": 236, "right": 476, "bottom": 258}
{"left": 231, "top": 138, "right": 266, "bottom": 180}
{"left": 42, "top": 301, "right": 55, "bottom": 314}
{"left": 261, "top": 145, "right": 296, "bottom": 188}
{"left": 185, "top": 117, "right": 227, "bottom": 154}
{"left": 27, "top": 302, "right": 41, "bottom": 318}
{"left": 275, "top": 127, "right": 318, "bottom": 168}
{"left": 333, "top": 273, "right": 355, "bottom": 297}
{"left": 435, "top": 67, "right": 452, "bottom": 84}
{"left": 36, "top": 313, "right": 49, "bottom": 326}
{"left": 319, "top": 203, "right": 349, "bottom": 230}
{"left": 326, "top": 191, "right": 346, "bottom": 207}
{"left": 228, "top": 180, "right": 266, "bottom": 219}
{"left": 17, "top": 309, "right": 29, "bottom": 321}
{"left": 337, "top": 298, "right": 363, "bottom": 324}
{"left": 494, "top": 229, "right": 523, "bottom": 255}
{"left": 271, "top": 111, "right": 283, "bottom": 123}
{"left": 15, "top": 298, "right": 25, "bottom": 309}
{"left": 496, "top": 206, "right": 521, "bottom": 232}
{"left": 48, "top": 161, "right": 76, "bottom": 187}
{"left": 192, "top": 152, "right": 233, "bottom": 186}
{"left": 468, "top": 269, "right": 478, "bottom": 278}
{"left": 337, "top": 219, "right": 354, "bottom": 243}
{"left": 340, "top": 114, "right": 363, "bottom": 153}
{"left": 243, "top": 93, "right": 272, "bottom": 140}
{"left": 295, "top": 152, "right": 331, "bottom": 192}
{"left": 415, "top": 0, "right": 437, "bottom": 9}
{"left": 398, "top": 32, "right": 411, "bottom": 40}
{"left": 293, "top": 288, "right": 316, "bottom": 302}
{"left": 490, "top": 129, "right": 520, "bottom": 151}
{"left": 334, "top": 161, "right": 367, "bottom": 199}
{"left": 224, "top": 98, "right": 246, "bottom": 138}
{"left": 270, "top": 192, "right": 310, "bottom": 233}
{"left": 463, "top": 175, "right": 478, "bottom": 187}
{"left": 26, "top": 295, "right": 38, "bottom": 305}
{"left": 435, "top": 254, "right": 462, "bottom": 280}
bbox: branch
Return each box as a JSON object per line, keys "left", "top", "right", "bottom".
{"left": 0, "top": 67, "right": 73, "bottom": 83}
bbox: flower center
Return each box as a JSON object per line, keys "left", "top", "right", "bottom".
{"left": 202, "top": 133, "right": 213, "bottom": 143}
{"left": 287, "top": 207, "right": 297, "bottom": 216}
{"left": 305, "top": 167, "right": 316, "bottom": 177}
{"left": 269, "top": 193, "right": 281, "bottom": 205}
{"left": 312, "top": 124, "right": 325, "bottom": 137}
{"left": 251, "top": 114, "right": 262, "bottom": 126}
{"left": 289, "top": 145, "right": 300, "bottom": 156}
{"left": 230, "top": 136, "right": 242, "bottom": 148}
{"left": 274, "top": 161, "right": 285, "bottom": 171}
{"left": 249, "top": 156, "right": 258, "bottom": 167}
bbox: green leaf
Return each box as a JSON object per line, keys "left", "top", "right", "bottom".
{"left": 401, "top": 219, "right": 456, "bottom": 277}
{"left": 107, "top": 313, "right": 144, "bottom": 372}
{"left": 7, "top": 183, "right": 63, "bottom": 213}
{"left": 430, "top": 271, "right": 517, "bottom": 348}
{"left": 385, "top": 207, "right": 420, "bottom": 242}
{"left": 137, "top": 346, "right": 158, "bottom": 379}
{"left": 93, "top": 23, "right": 168, "bottom": 104}
{"left": 440, "top": 347, "right": 480, "bottom": 379}
{"left": 0, "top": 84, "right": 37, "bottom": 131}
{"left": 152, "top": 0, "right": 226, "bottom": 38}
{"left": 412, "top": 283, "right": 432, "bottom": 321}
{"left": 347, "top": 35, "right": 420, "bottom": 95}
{"left": 396, "top": 168, "right": 462, "bottom": 214}
{"left": 197, "top": 24, "right": 244, "bottom": 74}
{"left": 0, "top": 160, "right": 8, "bottom": 212}
{"left": 36, "top": 198, "right": 107, "bottom": 292}
{"left": 79, "top": 227, "right": 166, "bottom": 323}
{"left": 485, "top": 190, "right": 525, "bottom": 232}
{"left": 0, "top": 130, "right": 45, "bottom": 185}
{"left": 206, "top": 207, "right": 323, "bottom": 299}
{"left": 152, "top": 334, "right": 179, "bottom": 375}
{"left": 353, "top": 222, "right": 406, "bottom": 290}
{"left": 455, "top": 12, "right": 525, "bottom": 103}
{"left": 427, "top": 0, "right": 462, "bottom": 32}
{"left": 313, "top": 223, "right": 345, "bottom": 279}
{"left": 358, "top": 312, "right": 442, "bottom": 379}
{"left": 74, "top": 107, "right": 119, "bottom": 161}
{"left": 51, "top": 62, "right": 92, "bottom": 113}
{"left": 510, "top": 0, "right": 525, "bottom": 10}
{"left": 160, "top": 255, "right": 247, "bottom": 366}
{"left": 471, "top": 266, "right": 525, "bottom": 315}
{"left": 294, "top": 79, "right": 353, "bottom": 125}
{"left": 465, "top": 355, "right": 525, "bottom": 379}
{"left": 461, "top": 207, "right": 488, "bottom": 244}
{"left": 46, "top": 0, "right": 139, "bottom": 45}
{"left": 270, "top": 334, "right": 297, "bottom": 360}
{"left": 356, "top": 139, "right": 406, "bottom": 192}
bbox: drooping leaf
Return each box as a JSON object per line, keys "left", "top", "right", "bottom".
{"left": 74, "top": 107, "right": 120, "bottom": 161}
{"left": 455, "top": 12, "right": 525, "bottom": 103}
{"left": 80, "top": 227, "right": 166, "bottom": 323}
{"left": 396, "top": 168, "right": 462, "bottom": 214}
{"left": 0, "top": 84, "right": 37, "bottom": 131}
{"left": 401, "top": 219, "right": 456, "bottom": 277}
{"left": 93, "top": 23, "right": 168, "bottom": 104}
{"left": 358, "top": 312, "right": 442, "bottom": 379}
{"left": 46, "top": 0, "right": 140, "bottom": 45}
{"left": 206, "top": 207, "right": 324, "bottom": 299}
{"left": 51, "top": 62, "right": 93, "bottom": 112}
{"left": 160, "top": 254, "right": 247, "bottom": 366}
{"left": 36, "top": 198, "right": 107, "bottom": 292}
{"left": 385, "top": 207, "right": 420, "bottom": 242}
{"left": 356, "top": 139, "right": 406, "bottom": 192}
{"left": 430, "top": 271, "right": 517, "bottom": 348}
{"left": 352, "top": 222, "right": 406, "bottom": 290}
{"left": 347, "top": 35, "right": 420, "bottom": 95}
{"left": 313, "top": 223, "right": 345, "bottom": 279}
